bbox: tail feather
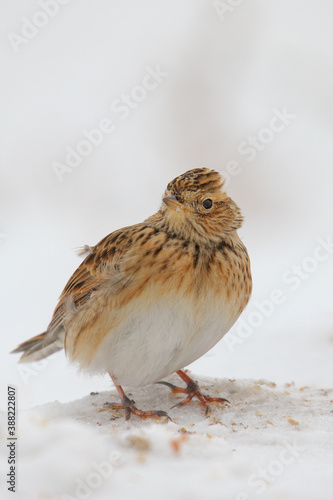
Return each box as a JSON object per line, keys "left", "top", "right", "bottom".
{"left": 11, "top": 327, "right": 65, "bottom": 363}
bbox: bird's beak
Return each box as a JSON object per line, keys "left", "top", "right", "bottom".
{"left": 163, "top": 195, "right": 181, "bottom": 210}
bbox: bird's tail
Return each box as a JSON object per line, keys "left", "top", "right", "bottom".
{"left": 11, "top": 326, "right": 65, "bottom": 363}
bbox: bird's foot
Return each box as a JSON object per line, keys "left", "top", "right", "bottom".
{"left": 157, "top": 370, "right": 230, "bottom": 416}
{"left": 105, "top": 375, "right": 172, "bottom": 421}
{"left": 103, "top": 395, "right": 171, "bottom": 421}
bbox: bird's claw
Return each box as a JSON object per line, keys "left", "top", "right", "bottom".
{"left": 103, "top": 398, "right": 172, "bottom": 422}
{"left": 157, "top": 371, "right": 230, "bottom": 415}
{"left": 155, "top": 381, "right": 178, "bottom": 390}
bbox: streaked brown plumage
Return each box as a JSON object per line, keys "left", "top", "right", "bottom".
{"left": 12, "top": 168, "right": 252, "bottom": 420}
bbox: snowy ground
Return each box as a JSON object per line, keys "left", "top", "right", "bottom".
{"left": 1, "top": 372, "right": 333, "bottom": 500}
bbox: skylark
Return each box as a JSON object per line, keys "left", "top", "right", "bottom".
{"left": 12, "top": 168, "right": 252, "bottom": 420}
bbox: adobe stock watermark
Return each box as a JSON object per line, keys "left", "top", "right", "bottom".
{"left": 61, "top": 450, "right": 124, "bottom": 500}
{"left": 213, "top": 0, "right": 244, "bottom": 22}
{"left": 51, "top": 64, "right": 169, "bottom": 182}
{"left": 221, "top": 107, "right": 296, "bottom": 187}
{"left": 7, "top": 0, "right": 72, "bottom": 54}
{"left": 17, "top": 359, "right": 48, "bottom": 385}
{"left": 16, "top": 351, "right": 62, "bottom": 385}
{"left": 225, "top": 235, "right": 333, "bottom": 352}
{"left": 236, "top": 441, "right": 306, "bottom": 499}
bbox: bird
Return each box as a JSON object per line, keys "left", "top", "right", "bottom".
{"left": 12, "top": 168, "right": 252, "bottom": 420}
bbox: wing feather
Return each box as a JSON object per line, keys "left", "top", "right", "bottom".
{"left": 47, "top": 223, "right": 145, "bottom": 331}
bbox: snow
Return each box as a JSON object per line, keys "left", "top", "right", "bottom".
{"left": 1, "top": 1, "right": 333, "bottom": 498}
{"left": 1, "top": 372, "right": 333, "bottom": 500}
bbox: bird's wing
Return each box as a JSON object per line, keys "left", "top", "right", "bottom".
{"left": 47, "top": 223, "right": 146, "bottom": 332}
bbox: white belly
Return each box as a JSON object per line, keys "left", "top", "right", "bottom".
{"left": 88, "top": 293, "right": 238, "bottom": 387}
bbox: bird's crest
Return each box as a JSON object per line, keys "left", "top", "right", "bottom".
{"left": 166, "top": 168, "right": 224, "bottom": 196}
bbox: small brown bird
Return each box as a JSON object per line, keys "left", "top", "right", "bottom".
{"left": 12, "top": 168, "right": 252, "bottom": 420}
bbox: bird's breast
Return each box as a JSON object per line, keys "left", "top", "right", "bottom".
{"left": 66, "top": 237, "right": 252, "bottom": 387}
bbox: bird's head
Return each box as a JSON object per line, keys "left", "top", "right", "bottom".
{"left": 156, "top": 168, "right": 244, "bottom": 245}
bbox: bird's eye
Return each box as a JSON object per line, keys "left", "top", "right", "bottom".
{"left": 202, "top": 199, "right": 213, "bottom": 210}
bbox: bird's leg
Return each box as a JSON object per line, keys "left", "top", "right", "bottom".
{"left": 157, "top": 370, "right": 230, "bottom": 415}
{"left": 103, "top": 374, "right": 171, "bottom": 421}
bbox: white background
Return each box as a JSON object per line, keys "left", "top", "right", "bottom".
{"left": 1, "top": 0, "right": 333, "bottom": 411}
